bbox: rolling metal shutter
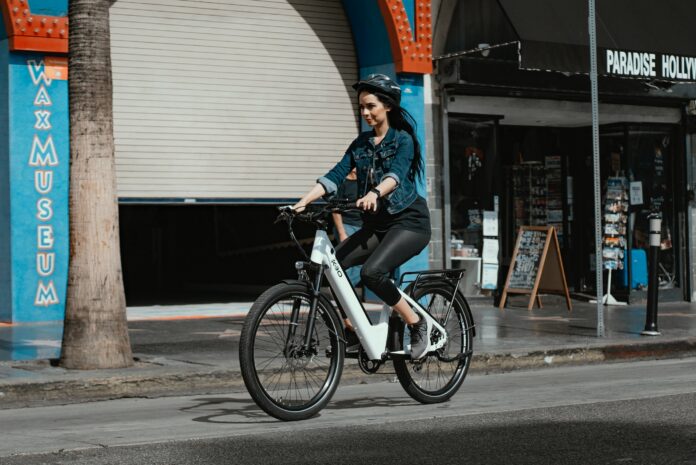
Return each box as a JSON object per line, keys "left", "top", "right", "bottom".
{"left": 109, "top": 0, "right": 358, "bottom": 200}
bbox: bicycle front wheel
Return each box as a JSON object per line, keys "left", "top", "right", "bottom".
{"left": 239, "top": 282, "right": 344, "bottom": 421}
{"left": 394, "top": 282, "right": 474, "bottom": 404}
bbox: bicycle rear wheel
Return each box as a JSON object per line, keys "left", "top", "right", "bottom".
{"left": 239, "top": 282, "right": 344, "bottom": 421}
{"left": 393, "top": 282, "right": 474, "bottom": 403}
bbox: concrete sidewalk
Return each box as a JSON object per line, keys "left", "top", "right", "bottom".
{"left": 1, "top": 296, "right": 696, "bottom": 408}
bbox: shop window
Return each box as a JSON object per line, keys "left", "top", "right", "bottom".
{"left": 591, "top": 124, "right": 680, "bottom": 294}
{"left": 448, "top": 117, "right": 502, "bottom": 295}
{"left": 625, "top": 126, "right": 678, "bottom": 290}
{"left": 449, "top": 119, "right": 497, "bottom": 259}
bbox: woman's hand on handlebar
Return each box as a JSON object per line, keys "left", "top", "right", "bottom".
{"left": 291, "top": 202, "right": 307, "bottom": 213}
{"left": 357, "top": 191, "right": 379, "bottom": 212}
{"left": 292, "top": 183, "right": 327, "bottom": 213}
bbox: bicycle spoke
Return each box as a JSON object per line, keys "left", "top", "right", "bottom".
{"left": 265, "top": 361, "right": 290, "bottom": 394}
{"left": 301, "top": 367, "right": 322, "bottom": 397}
{"left": 255, "top": 352, "right": 284, "bottom": 371}
{"left": 300, "top": 370, "right": 312, "bottom": 401}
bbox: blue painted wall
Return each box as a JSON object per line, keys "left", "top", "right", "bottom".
{"left": 392, "top": 72, "right": 429, "bottom": 278}
{"left": 27, "top": 0, "right": 68, "bottom": 16}
{"left": 342, "top": 0, "right": 393, "bottom": 70}
{"left": 1, "top": 54, "right": 69, "bottom": 323}
{"left": 1, "top": 322, "right": 63, "bottom": 360}
{"left": 341, "top": 0, "right": 430, "bottom": 281}
{"left": 0, "top": 30, "right": 10, "bottom": 321}
{"left": 403, "top": 0, "right": 416, "bottom": 34}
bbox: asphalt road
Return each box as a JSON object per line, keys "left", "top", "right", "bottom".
{"left": 2, "top": 358, "right": 696, "bottom": 464}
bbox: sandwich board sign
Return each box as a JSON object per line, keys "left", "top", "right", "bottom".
{"left": 499, "top": 226, "right": 572, "bottom": 311}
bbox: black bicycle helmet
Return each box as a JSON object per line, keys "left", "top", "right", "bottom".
{"left": 352, "top": 74, "right": 401, "bottom": 104}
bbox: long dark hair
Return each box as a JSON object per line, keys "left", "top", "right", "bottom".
{"left": 371, "top": 92, "right": 424, "bottom": 181}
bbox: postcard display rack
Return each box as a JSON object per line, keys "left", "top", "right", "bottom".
{"left": 596, "top": 177, "right": 628, "bottom": 306}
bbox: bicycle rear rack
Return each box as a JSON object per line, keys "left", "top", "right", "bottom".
{"left": 397, "top": 269, "right": 466, "bottom": 296}
{"left": 398, "top": 269, "right": 467, "bottom": 333}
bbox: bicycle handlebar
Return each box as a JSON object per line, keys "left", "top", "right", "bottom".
{"left": 275, "top": 199, "right": 361, "bottom": 260}
{"left": 275, "top": 199, "right": 361, "bottom": 226}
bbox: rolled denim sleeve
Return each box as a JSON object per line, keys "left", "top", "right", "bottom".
{"left": 317, "top": 142, "right": 355, "bottom": 195}
{"left": 381, "top": 132, "right": 414, "bottom": 185}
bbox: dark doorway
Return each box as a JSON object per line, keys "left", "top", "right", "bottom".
{"left": 119, "top": 205, "right": 315, "bottom": 306}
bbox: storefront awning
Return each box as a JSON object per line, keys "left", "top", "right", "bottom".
{"left": 498, "top": 0, "right": 696, "bottom": 82}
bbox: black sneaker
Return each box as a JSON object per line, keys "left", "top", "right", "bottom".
{"left": 345, "top": 328, "right": 360, "bottom": 352}
{"left": 409, "top": 317, "right": 430, "bottom": 360}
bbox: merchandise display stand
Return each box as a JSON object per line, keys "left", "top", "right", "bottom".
{"left": 591, "top": 269, "right": 626, "bottom": 305}
{"left": 592, "top": 177, "right": 628, "bottom": 306}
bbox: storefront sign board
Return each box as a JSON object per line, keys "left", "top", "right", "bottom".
{"left": 605, "top": 49, "right": 696, "bottom": 82}
{"left": 0, "top": 53, "right": 68, "bottom": 325}
{"left": 499, "top": 226, "right": 572, "bottom": 311}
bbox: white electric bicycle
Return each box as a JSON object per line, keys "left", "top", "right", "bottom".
{"left": 239, "top": 201, "right": 475, "bottom": 421}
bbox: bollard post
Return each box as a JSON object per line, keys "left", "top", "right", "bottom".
{"left": 641, "top": 215, "right": 661, "bottom": 336}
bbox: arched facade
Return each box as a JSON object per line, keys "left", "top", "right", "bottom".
{"left": 0, "top": 1, "right": 434, "bottom": 346}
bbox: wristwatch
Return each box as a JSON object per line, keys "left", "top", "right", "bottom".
{"left": 369, "top": 187, "right": 381, "bottom": 198}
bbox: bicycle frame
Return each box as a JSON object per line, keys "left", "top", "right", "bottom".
{"left": 308, "top": 229, "right": 447, "bottom": 361}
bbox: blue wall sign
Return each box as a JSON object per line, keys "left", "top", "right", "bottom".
{"left": 1, "top": 53, "right": 69, "bottom": 323}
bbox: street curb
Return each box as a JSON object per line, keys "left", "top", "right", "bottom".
{"left": 1, "top": 338, "right": 695, "bottom": 409}
{"left": 471, "top": 338, "right": 696, "bottom": 373}
{"left": 0, "top": 370, "right": 246, "bottom": 409}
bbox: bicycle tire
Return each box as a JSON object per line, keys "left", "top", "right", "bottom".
{"left": 239, "top": 282, "right": 344, "bottom": 421}
{"left": 393, "top": 281, "right": 474, "bottom": 404}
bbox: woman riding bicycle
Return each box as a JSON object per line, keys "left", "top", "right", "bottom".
{"left": 292, "top": 74, "right": 432, "bottom": 359}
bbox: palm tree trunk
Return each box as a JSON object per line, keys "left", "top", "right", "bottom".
{"left": 60, "top": 0, "right": 133, "bottom": 369}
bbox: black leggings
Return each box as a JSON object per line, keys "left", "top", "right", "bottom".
{"left": 335, "top": 227, "right": 431, "bottom": 306}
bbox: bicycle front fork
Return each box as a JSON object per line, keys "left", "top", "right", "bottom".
{"left": 285, "top": 267, "right": 324, "bottom": 355}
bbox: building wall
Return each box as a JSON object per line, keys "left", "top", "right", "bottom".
{"left": 0, "top": 23, "right": 10, "bottom": 321}
{"left": 426, "top": 0, "right": 457, "bottom": 269}
{"left": 424, "top": 73, "right": 444, "bottom": 269}
{"left": 0, "top": 1, "right": 436, "bottom": 327}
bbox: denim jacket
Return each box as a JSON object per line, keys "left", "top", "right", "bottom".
{"left": 317, "top": 127, "right": 419, "bottom": 215}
